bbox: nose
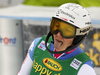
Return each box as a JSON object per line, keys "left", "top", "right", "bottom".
{"left": 56, "top": 32, "right": 63, "bottom": 38}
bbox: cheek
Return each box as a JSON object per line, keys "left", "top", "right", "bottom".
{"left": 64, "top": 39, "right": 74, "bottom": 45}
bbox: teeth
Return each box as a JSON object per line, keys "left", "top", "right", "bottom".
{"left": 54, "top": 40, "right": 63, "bottom": 49}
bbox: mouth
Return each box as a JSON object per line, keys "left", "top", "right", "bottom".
{"left": 54, "top": 39, "right": 63, "bottom": 49}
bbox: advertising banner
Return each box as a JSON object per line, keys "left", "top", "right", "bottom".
{"left": 80, "top": 28, "right": 100, "bottom": 67}
{"left": 0, "top": 18, "right": 24, "bottom": 75}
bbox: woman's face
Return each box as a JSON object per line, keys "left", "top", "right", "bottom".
{"left": 53, "top": 32, "right": 74, "bottom": 51}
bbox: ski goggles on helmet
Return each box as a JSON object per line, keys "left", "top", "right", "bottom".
{"left": 50, "top": 17, "right": 92, "bottom": 38}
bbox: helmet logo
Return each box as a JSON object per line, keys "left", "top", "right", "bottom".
{"left": 60, "top": 17, "right": 68, "bottom": 21}
{"left": 65, "top": 3, "right": 84, "bottom": 16}
{"left": 65, "top": 3, "right": 83, "bottom": 9}
{"left": 85, "top": 22, "right": 91, "bottom": 25}
{"left": 56, "top": 9, "right": 75, "bottom": 20}
{"left": 80, "top": 27, "right": 91, "bottom": 33}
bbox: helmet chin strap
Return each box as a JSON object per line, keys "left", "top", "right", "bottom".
{"left": 45, "top": 32, "right": 86, "bottom": 54}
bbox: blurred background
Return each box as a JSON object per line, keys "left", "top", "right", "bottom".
{"left": 0, "top": 0, "right": 100, "bottom": 75}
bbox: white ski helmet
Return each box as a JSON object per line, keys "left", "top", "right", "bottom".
{"left": 45, "top": 3, "right": 92, "bottom": 54}
{"left": 53, "top": 3, "right": 92, "bottom": 29}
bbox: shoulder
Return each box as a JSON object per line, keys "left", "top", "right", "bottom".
{"left": 29, "top": 37, "right": 41, "bottom": 51}
{"left": 78, "top": 64, "right": 96, "bottom": 75}
{"left": 28, "top": 37, "right": 42, "bottom": 61}
{"left": 77, "top": 54, "right": 96, "bottom": 75}
{"left": 28, "top": 37, "right": 42, "bottom": 51}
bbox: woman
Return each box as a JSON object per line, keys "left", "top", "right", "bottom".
{"left": 18, "top": 3, "right": 96, "bottom": 75}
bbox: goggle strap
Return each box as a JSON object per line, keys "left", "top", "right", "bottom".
{"left": 76, "top": 25, "right": 92, "bottom": 35}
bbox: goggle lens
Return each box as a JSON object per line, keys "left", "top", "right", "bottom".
{"left": 50, "top": 18, "right": 76, "bottom": 38}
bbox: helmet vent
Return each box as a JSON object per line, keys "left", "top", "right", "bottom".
{"left": 69, "top": 20, "right": 74, "bottom": 23}
{"left": 83, "top": 15, "right": 86, "bottom": 17}
{"left": 56, "top": 14, "right": 59, "bottom": 17}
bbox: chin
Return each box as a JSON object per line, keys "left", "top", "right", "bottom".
{"left": 55, "top": 47, "right": 64, "bottom": 52}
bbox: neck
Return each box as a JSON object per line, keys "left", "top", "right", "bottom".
{"left": 54, "top": 48, "right": 77, "bottom": 59}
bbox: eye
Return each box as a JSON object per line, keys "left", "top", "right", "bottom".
{"left": 55, "top": 23, "right": 60, "bottom": 28}
{"left": 65, "top": 28, "right": 72, "bottom": 32}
